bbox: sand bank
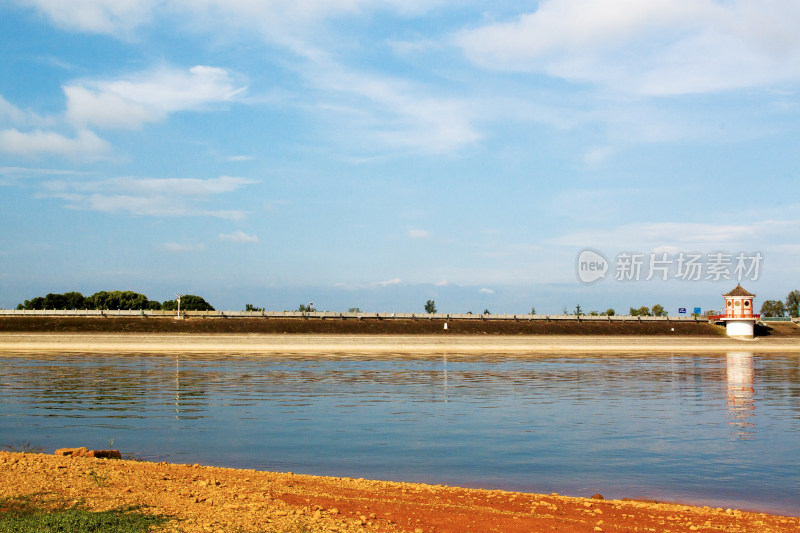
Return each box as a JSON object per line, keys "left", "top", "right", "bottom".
{"left": 0, "top": 332, "right": 798, "bottom": 354}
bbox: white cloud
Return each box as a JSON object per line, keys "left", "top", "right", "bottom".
{"left": 162, "top": 242, "right": 207, "bottom": 253}
{"left": 20, "top": 0, "right": 158, "bottom": 34}
{"left": 0, "top": 128, "right": 110, "bottom": 159}
{"left": 64, "top": 66, "right": 245, "bottom": 129}
{"left": 652, "top": 245, "right": 680, "bottom": 255}
{"left": 479, "top": 287, "right": 495, "bottom": 294}
{"left": 39, "top": 175, "right": 253, "bottom": 219}
{"left": 0, "top": 96, "right": 29, "bottom": 125}
{"left": 218, "top": 230, "right": 259, "bottom": 243}
{"left": 550, "top": 220, "right": 800, "bottom": 251}
{"left": 0, "top": 166, "right": 88, "bottom": 178}
{"left": 22, "top": 1, "right": 477, "bottom": 153}
{"left": 22, "top": 0, "right": 441, "bottom": 39}
{"left": 408, "top": 229, "right": 430, "bottom": 239}
{"left": 111, "top": 176, "right": 254, "bottom": 196}
{"left": 454, "top": 0, "right": 800, "bottom": 95}
{"left": 307, "top": 61, "right": 481, "bottom": 153}
{"left": 376, "top": 278, "right": 402, "bottom": 286}
{"left": 584, "top": 146, "right": 614, "bottom": 165}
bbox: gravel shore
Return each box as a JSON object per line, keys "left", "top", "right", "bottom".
{"left": 2, "top": 451, "right": 798, "bottom": 532}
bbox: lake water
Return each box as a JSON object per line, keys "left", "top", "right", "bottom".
{"left": 1, "top": 350, "right": 798, "bottom": 515}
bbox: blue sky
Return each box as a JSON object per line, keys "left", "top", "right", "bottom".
{"left": 1, "top": 0, "right": 798, "bottom": 314}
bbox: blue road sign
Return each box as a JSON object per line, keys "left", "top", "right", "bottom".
{"left": 678, "top": 308, "right": 686, "bottom": 314}
{"left": 694, "top": 307, "right": 702, "bottom": 315}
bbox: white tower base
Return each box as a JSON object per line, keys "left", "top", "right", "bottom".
{"left": 724, "top": 319, "right": 755, "bottom": 338}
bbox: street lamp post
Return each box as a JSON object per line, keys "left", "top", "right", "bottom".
{"left": 176, "top": 293, "right": 182, "bottom": 319}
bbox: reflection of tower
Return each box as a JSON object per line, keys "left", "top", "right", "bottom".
{"left": 175, "top": 355, "right": 181, "bottom": 419}
{"left": 726, "top": 351, "right": 754, "bottom": 436}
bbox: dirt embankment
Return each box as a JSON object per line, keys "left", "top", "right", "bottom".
{"left": 1, "top": 451, "right": 798, "bottom": 533}
{"left": 0, "top": 316, "right": 738, "bottom": 336}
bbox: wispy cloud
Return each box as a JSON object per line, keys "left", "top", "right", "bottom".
{"left": 376, "top": 278, "right": 402, "bottom": 286}
{"left": 39, "top": 175, "right": 253, "bottom": 219}
{"left": 408, "top": 229, "right": 430, "bottom": 239}
{"left": 550, "top": 220, "right": 800, "bottom": 250}
{"left": 311, "top": 63, "right": 481, "bottom": 153}
{"left": 22, "top": 0, "right": 438, "bottom": 36}
{"left": 18, "top": 2, "right": 479, "bottom": 154}
{"left": 162, "top": 242, "right": 207, "bottom": 253}
{"left": 1, "top": 96, "right": 35, "bottom": 126}
{"left": 218, "top": 230, "right": 259, "bottom": 243}
{"left": 454, "top": 0, "right": 800, "bottom": 95}
{"left": 0, "top": 128, "right": 111, "bottom": 159}
{"left": 0, "top": 166, "right": 88, "bottom": 178}
{"left": 65, "top": 65, "right": 245, "bottom": 130}
{"left": 478, "top": 287, "right": 495, "bottom": 294}
{"left": 21, "top": 0, "right": 157, "bottom": 34}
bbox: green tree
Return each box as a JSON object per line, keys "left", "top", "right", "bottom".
{"left": 85, "top": 291, "right": 155, "bottom": 310}
{"left": 43, "top": 293, "right": 68, "bottom": 309}
{"left": 483, "top": 308, "right": 490, "bottom": 315}
{"left": 604, "top": 308, "right": 615, "bottom": 316}
{"left": 63, "top": 292, "right": 86, "bottom": 309}
{"left": 245, "top": 304, "right": 264, "bottom": 312}
{"left": 41, "top": 292, "right": 87, "bottom": 310}
{"left": 630, "top": 306, "right": 651, "bottom": 316}
{"left": 19, "top": 297, "right": 45, "bottom": 310}
{"left": 424, "top": 300, "right": 437, "bottom": 314}
{"left": 785, "top": 290, "right": 800, "bottom": 318}
{"left": 651, "top": 304, "right": 668, "bottom": 317}
{"left": 574, "top": 304, "right": 583, "bottom": 316}
{"left": 162, "top": 295, "right": 214, "bottom": 311}
{"left": 760, "top": 300, "right": 786, "bottom": 317}
{"left": 530, "top": 305, "right": 536, "bottom": 315}
{"left": 348, "top": 307, "right": 361, "bottom": 313}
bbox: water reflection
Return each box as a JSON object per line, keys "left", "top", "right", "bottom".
{"left": 726, "top": 351, "right": 755, "bottom": 437}
{"left": 1, "top": 351, "right": 799, "bottom": 515}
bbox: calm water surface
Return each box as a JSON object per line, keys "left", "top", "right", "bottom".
{"left": 1, "top": 350, "right": 799, "bottom": 515}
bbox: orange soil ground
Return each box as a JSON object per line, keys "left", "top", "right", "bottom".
{"left": 2, "top": 451, "right": 798, "bottom": 533}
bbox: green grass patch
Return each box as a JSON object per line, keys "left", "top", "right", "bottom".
{"left": 0, "top": 494, "right": 172, "bottom": 532}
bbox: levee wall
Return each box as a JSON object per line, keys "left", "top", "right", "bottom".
{"left": 0, "top": 309, "right": 707, "bottom": 322}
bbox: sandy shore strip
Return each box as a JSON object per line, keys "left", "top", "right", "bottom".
{"left": 2, "top": 451, "right": 798, "bottom": 533}
{"left": 0, "top": 333, "right": 798, "bottom": 354}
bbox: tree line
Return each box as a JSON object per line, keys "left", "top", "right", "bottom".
{"left": 760, "top": 290, "right": 800, "bottom": 318}
{"left": 16, "top": 291, "right": 214, "bottom": 311}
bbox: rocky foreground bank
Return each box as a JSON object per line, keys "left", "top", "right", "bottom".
{"left": 1, "top": 451, "right": 797, "bottom": 533}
